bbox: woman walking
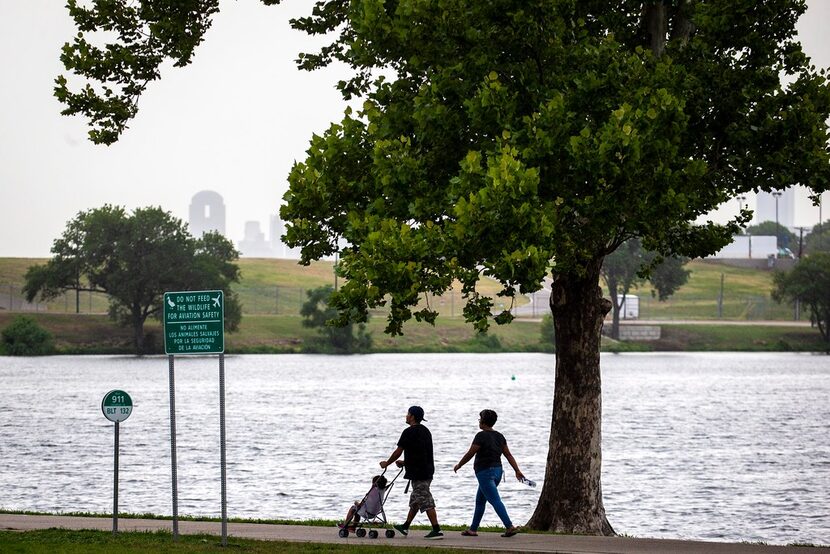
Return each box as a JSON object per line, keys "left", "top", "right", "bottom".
{"left": 453, "top": 409, "right": 524, "bottom": 537}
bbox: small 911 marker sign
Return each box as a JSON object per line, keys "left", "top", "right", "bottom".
{"left": 102, "top": 390, "right": 132, "bottom": 423}
{"left": 164, "top": 290, "right": 224, "bottom": 355}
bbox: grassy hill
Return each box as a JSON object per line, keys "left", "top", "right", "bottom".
{"left": 614, "top": 259, "right": 801, "bottom": 321}
{"left": 0, "top": 256, "right": 796, "bottom": 318}
{"left": 1, "top": 256, "right": 822, "bottom": 354}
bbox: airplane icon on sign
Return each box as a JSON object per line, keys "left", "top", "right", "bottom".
{"left": 212, "top": 294, "right": 221, "bottom": 308}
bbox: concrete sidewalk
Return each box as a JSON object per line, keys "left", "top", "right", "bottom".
{"left": 1, "top": 514, "right": 827, "bottom": 554}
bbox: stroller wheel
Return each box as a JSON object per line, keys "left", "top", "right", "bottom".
{"left": 385, "top": 529, "right": 395, "bottom": 538}
{"left": 338, "top": 528, "right": 349, "bottom": 538}
{"left": 368, "top": 530, "right": 379, "bottom": 539}
{"left": 355, "top": 528, "right": 367, "bottom": 538}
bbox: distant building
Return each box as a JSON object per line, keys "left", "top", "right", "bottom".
{"left": 238, "top": 221, "right": 275, "bottom": 257}
{"left": 189, "top": 190, "right": 226, "bottom": 237}
{"left": 269, "top": 214, "right": 301, "bottom": 259}
{"left": 709, "top": 235, "right": 777, "bottom": 259}
{"left": 755, "top": 189, "right": 795, "bottom": 228}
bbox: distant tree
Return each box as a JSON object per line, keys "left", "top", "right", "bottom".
{"left": 650, "top": 256, "right": 692, "bottom": 301}
{"left": 1, "top": 316, "right": 54, "bottom": 356}
{"left": 744, "top": 221, "right": 797, "bottom": 250}
{"left": 23, "top": 206, "right": 242, "bottom": 354}
{"left": 300, "top": 285, "right": 372, "bottom": 353}
{"left": 804, "top": 219, "right": 830, "bottom": 255}
{"left": 772, "top": 253, "right": 830, "bottom": 344}
{"left": 601, "top": 239, "right": 690, "bottom": 339}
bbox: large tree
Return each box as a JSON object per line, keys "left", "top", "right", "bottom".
{"left": 24, "top": 206, "right": 242, "bottom": 354}
{"left": 55, "top": 0, "right": 830, "bottom": 536}
{"left": 601, "top": 239, "right": 690, "bottom": 339}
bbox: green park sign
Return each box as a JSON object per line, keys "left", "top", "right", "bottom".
{"left": 102, "top": 389, "right": 133, "bottom": 423}
{"left": 163, "top": 290, "right": 224, "bottom": 354}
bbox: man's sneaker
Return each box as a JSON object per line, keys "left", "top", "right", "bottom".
{"left": 393, "top": 524, "right": 409, "bottom": 537}
{"left": 424, "top": 530, "right": 444, "bottom": 540}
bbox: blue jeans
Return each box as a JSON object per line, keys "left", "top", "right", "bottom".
{"left": 470, "top": 466, "right": 512, "bottom": 530}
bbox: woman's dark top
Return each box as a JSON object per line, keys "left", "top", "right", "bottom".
{"left": 472, "top": 430, "right": 506, "bottom": 473}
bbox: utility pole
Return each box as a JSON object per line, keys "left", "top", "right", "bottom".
{"left": 773, "top": 191, "right": 782, "bottom": 252}
{"left": 797, "top": 227, "right": 806, "bottom": 258}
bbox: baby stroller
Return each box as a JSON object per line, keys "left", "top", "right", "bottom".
{"left": 338, "top": 466, "right": 404, "bottom": 539}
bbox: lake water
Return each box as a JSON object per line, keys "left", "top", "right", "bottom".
{"left": 0, "top": 353, "right": 828, "bottom": 546}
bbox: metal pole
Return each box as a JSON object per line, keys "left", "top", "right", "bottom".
{"left": 797, "top": 227, "right": 805, "bottom": 258}
{"left": 168, "top": 354, "right": 179, "bottom": 540}
{"left": 219, "top": 353, "right": 228, "bottom": 546}
{"left": 113, "top": 421, "right": 119, "bottom": 535}
{"left": 718, "top": 273, "right": 724, "bottom": 319}
{"left": 773, "top": 191, "right": 782, "bottom": 250}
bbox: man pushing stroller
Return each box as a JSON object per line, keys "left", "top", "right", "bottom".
{"left": 379, "top": 405, "right": 444, "bottom": 540}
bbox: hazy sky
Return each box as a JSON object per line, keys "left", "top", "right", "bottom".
{"left": 1, "top": 1, "right": 829, "bottom": 258}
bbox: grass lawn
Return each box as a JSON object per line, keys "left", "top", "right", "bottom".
{"left": 0, "top": 529, "right": 481, "bottom": 554}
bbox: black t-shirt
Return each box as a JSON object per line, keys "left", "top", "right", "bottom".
{"left": 397, "top": 424, "right": 434, "bottom": 480}
{"left": 472, "top": 430, "right": 506, "bottom": 473}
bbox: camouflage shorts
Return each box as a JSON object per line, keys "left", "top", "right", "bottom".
{"left": 408, "top": 479, "right": 435, "bottom": 512}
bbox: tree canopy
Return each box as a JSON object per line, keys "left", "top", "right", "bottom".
{"left": 56, "top": 0, "right": 830, "bottom": 536}
{"left": 24, "top": 205, "right": 242, "bottom": 354}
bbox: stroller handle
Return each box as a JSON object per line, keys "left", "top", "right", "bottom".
{"left": 380, "top": 465, "right": 405, "bottom": 481}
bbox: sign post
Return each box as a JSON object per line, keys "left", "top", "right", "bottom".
{"left": 163, "top": 290, "right": 227, "bottom": 544}
{"left": 102, "top": 390, "right": 132, "bottom": 535}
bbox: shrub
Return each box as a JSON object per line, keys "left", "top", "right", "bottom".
{"left": 540, "top": 314, "right": 556, "bottom": 349}
{"left": 1, "top": 316, "right": 55, "bottom": 355}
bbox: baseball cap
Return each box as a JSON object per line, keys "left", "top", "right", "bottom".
{"left": 408, "top": 405, "right": 426, "bottom": 422}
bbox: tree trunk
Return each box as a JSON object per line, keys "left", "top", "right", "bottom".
{"left": 132, "top": 311, "right": 145, "bottom": 355}
{"left": 527, "top": 258, "right": 614, "bottom": 535}
{"left": 642, "top": 2, "right": 668, "bottom": 58}
{"left": 605, "top": 275, "right": 622, "bottom": 340}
